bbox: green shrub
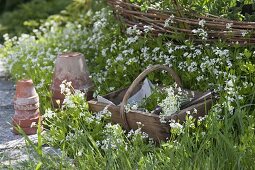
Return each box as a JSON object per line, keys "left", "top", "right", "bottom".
{"left": 0, "top": 0, "right": 32, "bottom": 14}
{"left": 0, "top": 0, "right": 72, "bottom": 42}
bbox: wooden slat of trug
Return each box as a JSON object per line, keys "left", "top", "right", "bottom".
{"left": 88, "top": 98, "right": 213, "bottom": 141}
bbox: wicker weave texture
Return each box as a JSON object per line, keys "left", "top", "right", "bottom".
{"left": 108, "top": 0, "right": 255, "bottom": 45}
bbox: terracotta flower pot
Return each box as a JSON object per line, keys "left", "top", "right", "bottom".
{"left": 12, "top": 116, "right": 42, "bottom": 135}
{"left": 13, "top": 126, "right": 42, "bottom": 135}
{"left": 12, "top": 111, "right": 40, "bottom": 128}
{"left": 13, "top": 109, "right": 39, "bottom": 121}
{"left": 15, "top": 79, "right": 37, "bottom": 99}
{"left": 51, "top": 52, "right": 94, "bottom": 107}
{"left": 12, "top": 79, "right": 42, "bottom": 135}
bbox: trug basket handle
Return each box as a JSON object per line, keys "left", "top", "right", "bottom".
{"left": 120, "top": 65, "right": 182, "bottom": 129}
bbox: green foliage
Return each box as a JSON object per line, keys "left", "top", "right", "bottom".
{"left": 139, "top": 88, "right": 167, "bottom": 112}
{"left": 0, "top": 0, "right": 32, "bottom": 14}
{"left": 0, "top": 0, "right": 72, "bottom": 42}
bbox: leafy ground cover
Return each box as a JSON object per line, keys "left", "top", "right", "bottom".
{"left": 1, "top": 0, "right": 255, "bottom": 169}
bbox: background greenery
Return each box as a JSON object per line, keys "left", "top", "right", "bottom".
{"left": 0, "top": 0, "right": 72, "bottom": 42}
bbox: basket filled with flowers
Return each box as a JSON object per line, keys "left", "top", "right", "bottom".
{"left": 88, "top": 65, "right": 217, "bottom": 141}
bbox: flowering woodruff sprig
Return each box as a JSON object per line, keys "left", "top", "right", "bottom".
{"left": 44, "top": 80, "right": 112, "bottom": 150}
{"left": 59, "top": 80, "right": 87, "bottom": 109}
{"left": 159, "top": 84, "right": 191, "bottom": 116}
{"left": 60, "top": 80, "right": 73, "bottom": 96}
{"left": 97, "top": 123, "right": 127, "bottom": 151}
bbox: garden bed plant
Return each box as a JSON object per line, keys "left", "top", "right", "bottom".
{"left": 0, "top": 0, "right": 72, "bottom": 43}
{"left": 1, "top": 0, "right": 255, "bottom": 169}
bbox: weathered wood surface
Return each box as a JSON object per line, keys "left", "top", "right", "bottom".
{"left": 88, "top": 89, "right": 213, "bottom": 141}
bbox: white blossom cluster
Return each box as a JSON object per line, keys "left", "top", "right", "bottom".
{"left": 159, "top": 85, "right": 191, "bottom": 116}
{"left": 222, "top": 78, "right": 243, "bottom": 114}
{"left": 43, "top": 109, "right": 56, "bottom": 119}
{"left": 164, "top": 14, "right": 175, "bottom": 28}
{"left": 96, "top": 123, "right": 127, "bottom": 151}
{"left": 169, "top": 119, "right": 184, "bottom": 135}
{"left": 192, "top": 28, "right": 208, "bottom": 40}
{"left": 85, "top": 107, "right": 112, "bottom": 124}
{"left": 127, "top": 122, "right": 149, "bottom": 140}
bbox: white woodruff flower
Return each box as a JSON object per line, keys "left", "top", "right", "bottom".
{"left": 159, "top": 85, "right": 191, "bottom": 116}
{"left": 60, "top": 80, "right": 72, "bottom": 96}
{"left": 44, "top": 109, "right": 56, "bottom": 119}
{"left": 63, "top": 96, "right": 75, "bottom": 108}
{"left": 169, "top": 122, "right": 183, "bottom": 129}
{"left": 74, "top": 90, "right": 85, "bottom": 99}
{"left": 201, "top": 132, "right": 206, "bottom": 137}
{"left": 164, "top": 14, "right": 175, "bottom": 27}
{"left": 241, "top": 30, "right": 248, "bottom": 37}
{"left": 198, "top": 19, "right": 206, "bottom": 28}
{"left": 66, "top": 81, "right": 72, "bottom": 87}
{"left": 143, "top": 25, "right": 154, "bottom": 33}
{"left": 125, "top": 36, "right": 139, "bottom": 45}
{"left": 100, "top": 123, "right": 126, "bottom": 151}
{"left": 64, "top": 87, "right": 71, "bottom": 95}
{"left": 169, "top": 119, "right": 184, "bottom": 134}
{"left": 159, "top": 86, "right": 178, "bottom": 116}
{"left": 222, "top": 77, "right": 243, "bottom": 115}
{"left": 196, "top": 75, "right": 204, "bottom": 82}
{"left": 192, "top": 28, "right": 208, "bottom": 40}
{"left": 60, "top": 84, "right": 65, "bottom": 94}
{"left": 126, "top": 25, "right": 141, "bottom": 35}
{"left": 101, "top": 48, "right": 107, "bottom": 57}
{"left": 131, "top": 104, "right": 138, "bottom": 110}
{"left": 226, "top": 23, "right": 233, "bottom": 29}
{"left": 226, "top": 79, "right": 234, "bottom": 87}
{"left": 36, "top": 79, "right": 45, "bottom": 89}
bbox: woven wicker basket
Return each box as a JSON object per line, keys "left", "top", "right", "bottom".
{"left": 88, "top": 65, "right": 214, "bottom": 141}
{"left": 108, "top": 0, "right": 255, "bottom": 45}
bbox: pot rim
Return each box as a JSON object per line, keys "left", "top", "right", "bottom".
{"left": 58, "top": 52, "right": 82, "bottom": 58}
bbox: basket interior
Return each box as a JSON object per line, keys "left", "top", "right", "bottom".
{"left": 103, "top": 85, "right": 142, "bottom": 105}
{"left": 99, "top": 85, "right": 205, "bottom": 107}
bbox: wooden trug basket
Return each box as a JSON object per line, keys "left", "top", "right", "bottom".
{"left": 88, "top": 65, "right": 213, "bottom": 141}
{"left": 107, "top": 0, "right": 255, "bottom": 45}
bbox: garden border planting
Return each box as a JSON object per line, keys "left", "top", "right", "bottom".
{"left": 89, "top": 65, "right": 214, "bottom": 141}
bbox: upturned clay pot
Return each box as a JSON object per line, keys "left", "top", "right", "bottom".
{"left": 13, "top": 109, "right": 40, "bottom": 119}
{"left": 13, "top": 126, "right": 39, "bottom": 135}
{"left": 12, "top": 111, "right": 40, "bottom": 128}
{"left": 12, "top": 116, "right": 43, "bottom": 135}
{"left": 12, "top": 79, "right": 42, "bottom": 135}
{"left": 51, "top": 52, "right": 94, "bottom": 107}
